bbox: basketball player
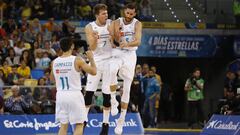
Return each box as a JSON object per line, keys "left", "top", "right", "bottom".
{"left": 51, "top": 37, "right": 96, "bottom": 135}
{"left": 108, "top": 3, "right": 142, "bottom": 134}
{"left": 84, "top": 4, "right": 113, "bottom": 135}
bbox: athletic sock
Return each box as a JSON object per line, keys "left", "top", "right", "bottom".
{"left": 119, "top": 109, "right": 127, "bottom": 120}
{"left": 103, "top": 109, "right": 110, "bottom": 123}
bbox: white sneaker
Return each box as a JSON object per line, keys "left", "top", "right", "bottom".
{"left": 111, "top": 99, "right": 119, "bottom": 116}
{"left": 114, "top": 118, "right": 124, "bottom": 135}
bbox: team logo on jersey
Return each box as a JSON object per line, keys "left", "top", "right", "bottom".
{"left": 56, "top": 69, "right": 59, "bottom": 74}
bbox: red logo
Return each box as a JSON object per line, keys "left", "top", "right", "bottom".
{"left": 56, "top": 69, "right": 60, "bottom": 74}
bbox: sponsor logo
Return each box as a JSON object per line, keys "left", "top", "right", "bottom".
{"left": 206, "top": 120, "right": 240, "bottom": 130}
{"left": 86, "top": 119, "right": 137, "bottom": 128}
{"left": 3, "top": 119, "right": 60, "bottom": 130}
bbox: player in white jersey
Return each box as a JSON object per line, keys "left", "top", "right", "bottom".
{"left": 50, "top": 37, "right": 96, "bottom": 135}
{"left": 108, "top": 3, "right": 142, "bottom": 135}
{"left": 84, "top": 4, "right": 113, "bottom": 135}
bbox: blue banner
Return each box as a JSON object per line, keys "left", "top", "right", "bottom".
{"left": 201, "top": 115, "right": 240, "bottom": 135}
{"left": 0, "top": 113, "right": 143, "bottom": 135}
{"left": 137, "top": 34, "right": 222, "bottom": 57}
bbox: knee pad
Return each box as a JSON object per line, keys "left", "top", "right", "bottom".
{"left": 102, "top": 93, "right": 111, "bottom": 107}
{"left": 121, "top": 78, "right": 132, "bottom": 103}
{"left": 84, "top": 91, "right": 94, "bottom": 106}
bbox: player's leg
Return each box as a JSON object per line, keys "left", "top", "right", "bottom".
{"left": 58, "top": 123, "right": 68, "bottom": 135}
{"left": 56, "top": 92, "right": 69, "bottom": 135}
{"left": 99, "top": 63, "right": 113, "bottom": 135}
{"left": 69, "top": 91, "right": 88, "bottom": 135}
{"left": 114, "top": 77, "right": 133, "bottom": 134}
{"left": 100, "top": 93, "right": 111, "bottom": 135}
{"left": 74, "top": 123, "right": 84, "bottom": 135}
{"left": 85, "top": 71, "right": 101, "bottom": 113}
{"left": 115, "top": 52, "right": 137, "bottom": 134}
{"left": 109, "top": 57, "right": 122, "bottom": 116}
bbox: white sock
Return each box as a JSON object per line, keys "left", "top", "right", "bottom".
{"left": 119, "top": 109, "right": 127, "bottom": 120}
{"left": 103, "top": 109, "right": 110, "bottom": 124}
{"left": 111, "top": 92, "right": 117, "bottom": 102}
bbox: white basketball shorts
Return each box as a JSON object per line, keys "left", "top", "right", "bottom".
{"left": 55, "top": 90, "right": 87, "bottom": 125}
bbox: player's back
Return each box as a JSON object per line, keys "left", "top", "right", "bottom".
{"left": 89, "top": 19, "right": 112, "bottom": 62}
{"left": 53, "top": 55, "right": 82, "bottom": 91}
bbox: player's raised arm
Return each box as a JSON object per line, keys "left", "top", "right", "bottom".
{"left": 85, "top": 24, "right": 98, "bottom": 51}
{"left": 75, "top": 51, "right": 97, "bottom": 75}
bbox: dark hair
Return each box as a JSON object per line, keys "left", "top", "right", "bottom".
{"left": 124, "top": 3, "right": 137, "bottom": 10}
{"left": 193, "top": 67, "right": 200, "bottom": 73}
{"left": 59, "top": 37, "right": 74, "bottom": 52}
{"left": 8, "top": 47, "right": 15, "bottom": 56}
{"left": 93, "top": 4, "right": 108, "bottom": 15}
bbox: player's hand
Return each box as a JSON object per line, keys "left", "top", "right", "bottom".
{"left": 85, "top": 50, "right": 94, "bottom": 60}
{"left": 120, "top": 39, "right": 128, "bottom": 48}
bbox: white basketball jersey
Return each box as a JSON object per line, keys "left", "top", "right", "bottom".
{"left": 53, "top": 55, "right": 82, "bottom": 91}
{"left": 89, "top": 19, "right": 112, "bottom": 62}
{"left": 119, "top": 17, "right": 138, "bottom": 51}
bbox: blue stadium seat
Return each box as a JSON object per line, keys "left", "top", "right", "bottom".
{"left": 31, "top": 69, "right": 44, "bottom": 80}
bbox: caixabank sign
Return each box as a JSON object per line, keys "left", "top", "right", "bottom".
{"left": 201, "top": 115, "right": 240, "bottom": 135}
{"left": 0, "top": 113, "right": 144, "bottom": 135}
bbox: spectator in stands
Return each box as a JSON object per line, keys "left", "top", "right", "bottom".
{"left": 17, "top": 16, "right": 29, "bottom": 33}
{"left": 218, "top": 90, "right": 240, "bottom": 115}
{"left": 62, "top": 18, "right": 75, "bottom": 36}
{"left": 94, "top": 94, "right": 104, "bottom": 113}
{"left": 142, "top": 63, "right": 149, "bottom": 76}
{"left": 77, "top": 0, "right": 93, "bottom": 20}
{"left": 143, "top": 69, "right": 161, "bottom": 128}
{"left": 0, "top": 0, "right": 7, "bottom": 12}
{"left": 232, "top": 70, "right": 240, "bottom": 96}
{"left": 0, "top": 69, "right": 7, "bottom": 86}
{"left": 23, "top": 26, "right": 36, "bottom": 43}
{"left": 0, "top": 60, "right": 12, "bottom": 78}
{"left": 7, "top": 64, "right": 22, "bottom": 85}
{"left": 14, "top": 40, "right": 26, "bottom": 56}
{"left": 4, "top": 85, "right": 30, "bottom": 114}
{"left": 17, "top": 60, "right": 31, "bottom": 79}
{"left": 33, "top": 77, "right": 51, "bottom": 103}
{"left": 2, "top": 18, "right": 17, "bottom": 35}
{"left": 33, "top": 77, "right": 54, "bottom": 114}
{"left": 32, "top": 0, "right": 45, "bottom": 19}
{"left": 21, "top": 3, "right": 32, "bottom": 19}
{"left": 224, "top": 71, "right": 236, "bottom": 98}
{"left": 5, "top": 1, "right": 19, "bottom": 19}
{"left": 50, "top": 34, "right": 60, "bottom": 51}
{"left": 5, "top": 47, "right": 20, "bottom": 66}
{"left": 151, "top": 66, "right": 162, "bottom": 85}
{"left": 139, "top": 0, "right": 153, "bottom": 21}
{"left": 184, "top": 68, "right": 205, "bottom": 128}
{"left": 130, "top": 66, "right": 142, "bottom": 113}
{"left": 233, "top": 0, "right": 240, "bottom": 26}
{"left": 35, "top": 33, "right": 44, "bottom": 48}
{"left": 42, "top": 40, "right": 56, "bottom": 59}
{"left": 134, "top": 65, "right": 145, "bottom": 115}
{"left": 0, "top": 95, "right": 3, "bottom": 114}
{"left": 158, "top": 82, "right": 174, "bottom": 123}
{"left": 29, "top": 18, "right": 42, "bottom": 37}
{"left": 35, "top": 52, "right": 51, "bottom": 70}
{"left": 20, "top": 49, "right": 34, "bottom": 69}
{"left": 43, "top": 69, "right": 53, "bottom": 85}
{"left": 43, "top": 17, "right": 56, "bottom": 32}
